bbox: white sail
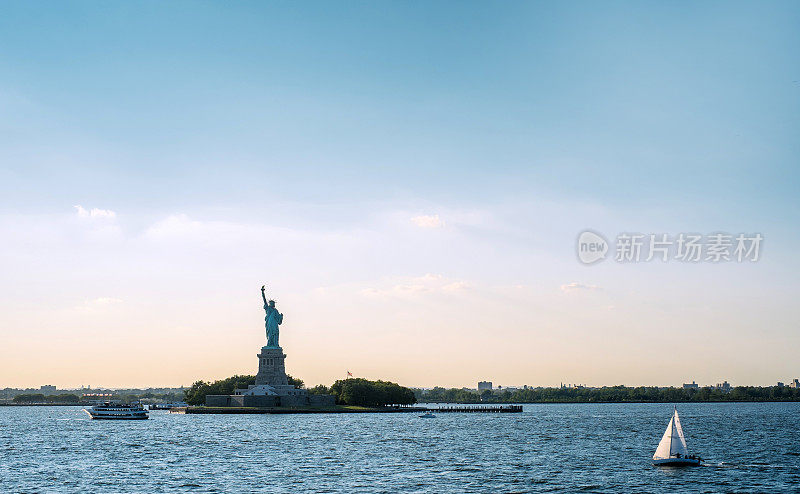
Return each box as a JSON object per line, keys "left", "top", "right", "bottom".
{"left": 653, "top": 416, "right": 674, "bottom": 459}
{"left": 671, "top": 409, "right": 689, "bottom": 457}
{"left": 653, "top": 408, "right": 690, "bottom": 460}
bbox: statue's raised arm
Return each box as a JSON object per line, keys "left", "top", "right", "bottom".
{"left": 261, "top": 285, "right": 267, "bottom": 306}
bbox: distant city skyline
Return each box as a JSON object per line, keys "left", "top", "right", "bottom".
{"left": 1, "top": 2, "right": 798, "bottom": 388}
{"left": 5, "top": 376, "right": 800, "bottom": 395}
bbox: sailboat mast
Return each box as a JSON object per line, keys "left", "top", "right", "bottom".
{"left": 669, "top": 407, "right": 676, "bottom": 456}
{"left": 670, "top": 413, "right": 674, "bottom": 455}
{"left": 669, "top": 406, "right": 678, "bottom": 456}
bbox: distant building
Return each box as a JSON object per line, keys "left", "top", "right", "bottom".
{"left": 777, "top": 382, "right": 784, "bottom": 387}
{"left": 789, "top": 379, "right": 800, "bottom": 389}
{"left": 40, "top": 385, "right": 56, "bottom": 394}
{"left": 478, "top": 381, "right": 492, "bottom": 391}
{"left": 713, "top": 381, "right": 731, "bottom": 392}
{"left": 683, "top": 381, "right": 699, "bottom": 389}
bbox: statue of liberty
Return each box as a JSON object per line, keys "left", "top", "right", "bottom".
{"left": 261, "top": 285, "right": 284, "bottom": 348}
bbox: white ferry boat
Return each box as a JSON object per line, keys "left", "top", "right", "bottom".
{"left": 84, "top": 402, "right": 149, "bottom": 420}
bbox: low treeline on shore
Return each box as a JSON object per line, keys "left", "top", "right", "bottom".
{"left": 9, "top": 393, "right": 81, "bottom": 404}
{"left": 8, "top": 384, "right": 798, "bottom": 405}
{"left": 184, "top": 375, "right": 417, "bottom": 407}
{"left": 416, "top": 385, "right": 800, "bottom": 403}
{"left": 6, "top": 390, "right": 185, "bottom": 404}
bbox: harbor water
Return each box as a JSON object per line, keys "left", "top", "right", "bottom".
{"left": 1, "top": 402, "right": 798, "bottom": 492}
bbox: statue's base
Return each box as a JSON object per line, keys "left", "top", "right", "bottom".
{"left": 204, "top": 343, "right": 336, "bottom": 408}
{"left": 255, "top": 346, "right": 288, "bottom": 386}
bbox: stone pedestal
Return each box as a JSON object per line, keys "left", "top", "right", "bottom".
{"left": 205, "top": 344, "right": 337, "bottom": 408}
{"left": 255, "top": 346, "right": 289, "bottom": 386}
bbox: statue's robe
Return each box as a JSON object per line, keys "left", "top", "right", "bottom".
{"left": 264, "top": 304, "right": 283, "bottom": 347}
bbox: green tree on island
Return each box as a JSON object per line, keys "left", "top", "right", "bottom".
{"left": 328, "top": 378, "right": 417, "bottom": 407}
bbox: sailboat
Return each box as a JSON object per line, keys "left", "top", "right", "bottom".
{"left": 652, "top": 407, "right": 702, "bottom": 466}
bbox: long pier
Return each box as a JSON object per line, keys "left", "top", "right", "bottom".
{"left": 429, "top": 405, "right": 523, "bottom": 413}
{"left": 169, "top": 404, "right": 523, "bottom": 414}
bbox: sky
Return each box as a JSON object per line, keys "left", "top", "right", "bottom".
{"left": 1, "top": 1, "right": 798, "bottom": 389}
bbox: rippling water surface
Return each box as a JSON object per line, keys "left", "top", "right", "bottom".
{"left": 1, "top": 402, "right": 798, "bottom": 492}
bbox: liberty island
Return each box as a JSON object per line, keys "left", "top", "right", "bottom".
{"left": 182, "top": 286, "right": 506, "bottom": 414}
{"left": 203, "top": 285, "right": 335, "bottom": 408}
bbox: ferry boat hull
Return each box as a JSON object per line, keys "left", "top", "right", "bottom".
{"left": 84, "top": 410, "right": 149, "bottom": 420}
{"left": 84, "top": 403, "right": 149, "bottom": 420}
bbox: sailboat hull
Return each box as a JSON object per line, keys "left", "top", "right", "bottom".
{"left": 653, "top": 458, "right": 701, "bottom": 467}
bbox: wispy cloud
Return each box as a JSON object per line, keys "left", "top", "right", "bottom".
{"left": 560, "top": 282, "right": 602, "bottom": 292}
{"left": 73, "top": 297, "right": 122, "bottom": 314}
{"left": 144, "top": 213, "right": 203, "bottom": 239}
{"left": 74, "top": 205, "right": 116, "bottom": 219}
{"left": 361, "top": 274, "right": 470, "bottom": 298}
{"left": 442, "top": 281, "right": 471, "bottom": 292}
{"left": 411, "top": 214, "right": 444, "bottom": 229}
